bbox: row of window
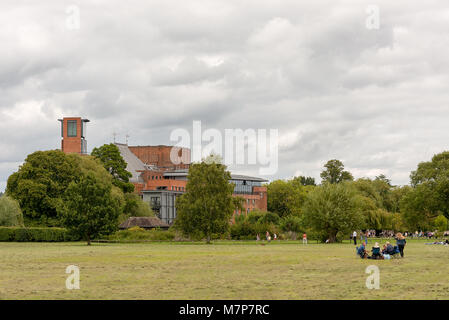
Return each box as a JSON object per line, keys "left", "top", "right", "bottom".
{"left": 234, "top": 207, "right": 256, "bottom": 215}
{"left": 150, "top": 175, "right": 184, "bottom": 180}
{"left": 230, "top": 179, "right": 262, "bottom": 187}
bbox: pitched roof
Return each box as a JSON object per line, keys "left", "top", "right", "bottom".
{"left": 119, "top": 216, "right": 169, "bottom": 229}
{"left": 230, "top": 174, "right": 268, "bottom": 182}
{"left": 115, "top": 143, "right": 146, "bottom": 183}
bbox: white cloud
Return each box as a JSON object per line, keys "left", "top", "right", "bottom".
{"left": 1, "top": 0, "right": 449, "bottom": 191}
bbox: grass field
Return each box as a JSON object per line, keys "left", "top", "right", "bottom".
{"left": 1, "top": 239, "right": 448, "bottom": 300}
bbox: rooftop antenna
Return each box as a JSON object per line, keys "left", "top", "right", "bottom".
{"left": 113, "top": 132, "right": 117, "bottom": 143}
{"left": 125, "top": 133, "right": 130, "bottom": 145}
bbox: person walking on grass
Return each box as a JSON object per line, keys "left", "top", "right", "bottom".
{"left": 353, "top": 231, "right": 357, "bottom": 245}
{"left": 303, "top": 232, "right": 307, "bottom": 244}
{"left": 266, "top": 231, "right": 271, "bottom": 243}
{"left": 395, "top": 233, "right": 407, "bottom": 257}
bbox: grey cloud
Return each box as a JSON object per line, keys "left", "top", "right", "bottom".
{"left": 1, "top": 0, "right": 449, "bottom": 191}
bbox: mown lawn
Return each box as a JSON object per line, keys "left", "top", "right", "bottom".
{"left": 0, "top": 239, "right": 448, "bottom": 299}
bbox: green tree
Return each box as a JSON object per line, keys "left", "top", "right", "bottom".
{"left": 6, "top": 150, "right": 82, "bottom": 225}
{"left": 60, "top": 172, "right": 123, "bottom": 245}
{"left": 120, "top": 193, "right": 154, "bottom": 224}
{"left": 91, "top": 143, "right": 134, "bottom": 193}
{"left": 267, "top": 179, "right": 307, "bottom": 217}
{"left": 320, "top": 159, "right": 353, "bottom": 184}
{"left": 375, "top": 174, "right": 391, "bottom": 186}
{"left": 0, "top": 195, "right": 24, "bottom": 227}
{"left": 174, "top": 156, "right": 236, "bottom": 243}
{"left": 246, "top": 210, "right": 280, "bottom": 225}
{"left": 292, "top": 176, "right": 316, "bottom": 186}
{"left": 434, "top": 215, "right": 448, "bottom": 232}
{"left": 401, "top": 151, "right": 449, "bottom": 229}
{"left": 400, "top": 184, "right": 435, "bottom": 231}
{"left": 390, "top": 185, "right": 411, "bottom": 214}
{"left": 302, "top": 183, "right": 364, "bottom": 242}
{"left": 279, "top": 215, "right": 304, "bottom": 233}
{"left": 350, "top": 177, "right": 410, "bottom": 231}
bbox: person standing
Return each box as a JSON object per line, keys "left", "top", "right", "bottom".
{"left": 395, "top": 233, "right": 407, "bottom": 258}
{"left": 302, "top": 232, "right": 307, "bottom": 244}
{"left": 352, "top": 231, "right": 357, "bottom": 245}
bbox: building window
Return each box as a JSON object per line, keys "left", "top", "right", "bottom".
{"left": 67, "top": 120, "right": 77, "bottom": 137}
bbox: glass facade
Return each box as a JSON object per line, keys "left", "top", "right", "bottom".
{"left": 81, "top": 121, "right": 87, "bottom": 138}
{"left": 230, "top": 179, "right": 262, "bottom": 194}
{"left": 81, "top": 139, "right": 87, "bottom": 154}
{"left": 67, "top": 120, "right": 77, "bottom": 137}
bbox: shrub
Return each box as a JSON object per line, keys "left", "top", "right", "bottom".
{"left": 247, "top": 210, "right": 280, "bottom": 225}
{"left": 0, "top": 196, "right": 24, "bottom": 227}
{"left": 0, "top": 227, "right": 80, "bottom": 242}
{"left": 109, "top": 227, "right": 176, "bottom": 241}
{"left": 230, "top": 213, "right": 279, "bottom": 240}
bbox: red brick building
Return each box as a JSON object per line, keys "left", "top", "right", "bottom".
{"left": 58, "top": 117, "right": 267, "bottom": 225}
{"left": 116, "top": 143, "right": 268, "bottom": 224}
{"left": 58, "top": 117, "right": 90, "bottom": 154}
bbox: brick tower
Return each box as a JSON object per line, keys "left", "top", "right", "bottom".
{"left": 58, "top": 117, "right": 90, "bottom": 154}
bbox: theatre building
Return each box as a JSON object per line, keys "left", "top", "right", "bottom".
{"left": 115, "top": 143, "right": 268, "bottom": 225}
{"left": 58, "top": 117, "right": 268, "bottom": 225}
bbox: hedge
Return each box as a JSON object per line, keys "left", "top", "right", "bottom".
{"left": 108, "top": 227, "right": 177, "bottom": 242}
{"left": 0, "top": 227, "right": 80, "bottom": 242}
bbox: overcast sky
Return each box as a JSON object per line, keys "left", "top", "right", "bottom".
{"left": 1, "top": 0, "right": 449, "bottom": 191}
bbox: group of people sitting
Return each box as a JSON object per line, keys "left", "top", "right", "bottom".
{"left": 357, "top": 241, "right": 399, "bottom": 259}
{"left": 356, "top": 233, "right": 407, "bottom": 260}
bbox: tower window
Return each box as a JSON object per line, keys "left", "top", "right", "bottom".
{"left": 67, "top": 120, "right": 77, "bottom": 137}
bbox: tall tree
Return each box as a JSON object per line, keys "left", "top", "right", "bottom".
{"left": 91, "top": 143, "right": 134, "bottom": 193}
{"left": 267, "top": 180, "right": 306, "bottom": 217}
{"left": 320, "top": 159, "right": 353, "bottom": 184}
{"left": 6, "top": 150, "right": 81, "bottom": 225}
{"left": 302, "top": 182, "right": 364, "bottom": 242}
{"left": 292, "top": 176, "right": 316, "bottom": 186}
{"left": 174, "top": 156, "right": 236, "bottom": 243}
{"left": 375, "top": 174, "right": 391, "bottom": 186}
{"left": 60, "top": 172, "right": 123, "bottom": 245}
{"left": 401, "top": 151, "right": 449, "bottom": 229}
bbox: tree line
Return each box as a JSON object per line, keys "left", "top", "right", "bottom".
{"left": 2, "top": 146, "right": 449, "bottom": 244}
{"left": 2, "top": 144, "right": 153, "bottom": 245}
{"left": 264, "top": 157, "right": 449, "bottom": 242}
{"left": 174, "top": 155, "right": 449, "bottom": 243}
